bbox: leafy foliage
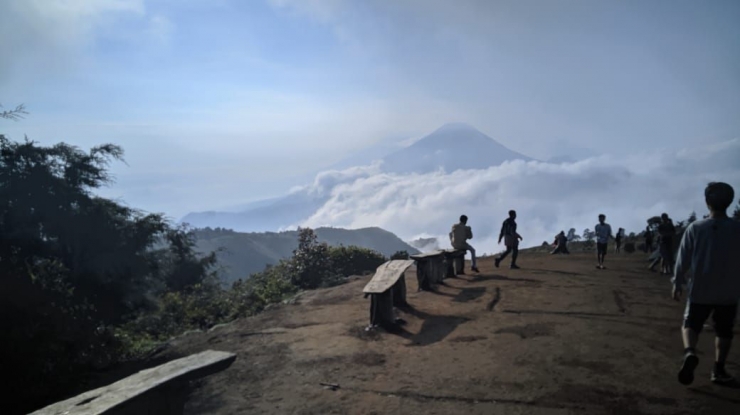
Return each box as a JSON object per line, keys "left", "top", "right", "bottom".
{"left": 0, "top": 103, "right": 27, "bottom": 120}
{"left": 0, "top": 135, "right": 217, "bottom": 413}
{"left": 688, "top": 211, "right": 697, "bottom": 224}
{"left": 329, "top": 245, "right": 386, "bottom": 277}
{"left": 390, "top": 250, "right": 410, "bottom": 260}
{"left": 582, "top": 228, "right": 595, "bottom": 242}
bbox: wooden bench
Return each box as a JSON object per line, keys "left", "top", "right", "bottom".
{"left": 30, "top": 350, "right": 237, "bottom": 415}
{"left": 442, "top": 249, "right": 466, "bottom": 278}
{"left": 363, "top": 260, "right": 415, "bottom": 329}
{"left": 410, "top": 250, "right": 446, "bottom": 291}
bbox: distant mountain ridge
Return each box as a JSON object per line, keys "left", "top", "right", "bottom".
{"left": 194, "top": 226, "right": 420, "bottom": 284}
{"left": 181, "top": 123, "right": 536, "bottom": 232}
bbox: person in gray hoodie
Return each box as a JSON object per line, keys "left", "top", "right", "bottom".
{"left": 673, "top": 182, "right": 740, "bottom": 386}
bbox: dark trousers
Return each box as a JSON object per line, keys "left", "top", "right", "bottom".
{"left": 499, "top": 245, "right": 518, "bottom": 265}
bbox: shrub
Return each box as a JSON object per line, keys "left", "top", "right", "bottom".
{"left": 390, "top": 250, "right": 410, "bottom": 260}
{"left": 330, "top": 245, "right": 386, "bottom": 277}
{"left": 624, "top": 242, "right": 636, "bottom": 253}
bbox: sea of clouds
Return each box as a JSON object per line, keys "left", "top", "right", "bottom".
{"left": 287, "top": 138, "right": 740, "bottom": 257}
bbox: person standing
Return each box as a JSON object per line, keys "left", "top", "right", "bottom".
{"left": 672, "top": 182, "right": 740, "bottom": 385}
{"left": 658, "top": 213, "right": 677, "bottom": 275}
{"left": 495, "top": 210, "right": 522, "bottom": 269}
{"left": 645, "top": 225, "right": 654, "bottom": 253}
{"left": 450, "top": 215, "right": 480, "bottom": 273}
{"left": 594, "top": 214, "right": 613, "bottom": 269}
{"left": 615, "top": 228, "right": 624, "bottom": 253}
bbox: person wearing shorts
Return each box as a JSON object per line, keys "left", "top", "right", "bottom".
{"left": 594, "top": 214, "right": 613, "bottom": 269}
{"left": 673, "top": 182, "right": 740, "bottom": 386}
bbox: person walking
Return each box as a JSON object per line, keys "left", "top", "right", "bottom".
{"left": 658, "top": 213, "right": 677, "bottom": 274}
{"left": 495, "top": 210, "right": 523, "bottom": 269}
{"left": 673, "top": 182, "right": 740, "bottom": 386}
{"left": 645, "top": 225, "right": 654, "bottom": 253}
{"left": 615, "top": 228, "right": 624, "bottom": 253}
{"left": 594, "top": 214, "right": 613, "bottom": 269}
{"left": 450, "top": 215, "right": 480, "bottom": 273}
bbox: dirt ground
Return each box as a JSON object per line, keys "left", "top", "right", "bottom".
{"left": 166, "top": 249, "right": 740, "bottom": 415}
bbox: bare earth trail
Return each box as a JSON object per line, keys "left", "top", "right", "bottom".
{"left": 167, "top": 251, "right": 740, "bottom": 414}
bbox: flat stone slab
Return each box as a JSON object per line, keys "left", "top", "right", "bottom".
{"left": 363, "top": 259, "right": 415, "bottom": 294}
{"left": 31, "top": 350, "right": 237, "bottom": 415}
{"left": 410, "top": 250, "right": 445, "bottom": 260}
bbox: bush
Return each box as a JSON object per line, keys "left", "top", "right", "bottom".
{"left": 624, "top": 242, "right": 636, "bottom": 253}
{"left": 330, "top": 245, "right": 386, "bottom": 276}
{"left": 390, "top": 250, "right": 410, "bottom": 260}
{"left": 0, "top": 135, "right": 219, "bottom": 413}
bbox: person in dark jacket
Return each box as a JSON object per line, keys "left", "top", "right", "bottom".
{"left": 550, "top": 231, "right": 569, "bottom": 255}
{"left": 495, "top": 210, "right": 523, "bottom": 269}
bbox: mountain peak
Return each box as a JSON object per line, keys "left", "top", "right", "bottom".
{"left": 434, "top": 122, "right": 478, "bottom": 133}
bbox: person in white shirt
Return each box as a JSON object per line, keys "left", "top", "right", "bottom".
{"left": 673, "top": 182, "right": 740, "bottom": 386}
{"left": 450, "top": 215, "right": 480, "bottom": 273}
{"left": 594, "top": 214, "right": 613, "bottom": 269}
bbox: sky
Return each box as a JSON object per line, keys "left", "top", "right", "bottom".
{"left": 1, "top": 0, "right": 739, "bottom": 227}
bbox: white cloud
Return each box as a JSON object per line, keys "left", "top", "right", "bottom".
{"left": 0, "top": 0, "right": 167, "bottom": 82}
{"left": 146, "top": 14, "right": 175, "bottom": 45}
{"left": 295, "top": 138, "right": 740, "bottom": 255}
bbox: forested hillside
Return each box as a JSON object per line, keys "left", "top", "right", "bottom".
{"left": 193, "top": 226, "right": 419, "bottom": 283}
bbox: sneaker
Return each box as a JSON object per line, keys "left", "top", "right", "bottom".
{"left": 471, "top": 266, "right": 480, "bottom": 273}
{"left": 510, "top": 264, "right": 520, "bottom": 269}
{"left": 494, "top": 258, "right": 500, "bottom": 268}
{"left": 678, "top": 352, "right": 699, "bottom": 385}
{"left": 711, "top": 368, "right": 735, "bottom": 385}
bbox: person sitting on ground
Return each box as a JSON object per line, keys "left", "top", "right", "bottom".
{"left": 495, "top": 210, "right": 523, "bottom": 269}
{"left": 450, "top": 214, "right": 480, "bottom": 273}
{"left": 615, "top": 228, "right": 624, "bottom": 253}
{"left": 658, "top": 213, "right": 677, "bottom": 275}
{"left": 594, "top": 214, "right": 613, "bottom": 269}
{"left": 550, "top": 231, "right": 569, "bottom": 255}
{"left": 672, "top": 182, "right": 740, "bottom": 386}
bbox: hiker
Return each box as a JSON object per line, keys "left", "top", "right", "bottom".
{"left": 645, "top": 225, "right": 654, "bottom": 253}
{"left": 648, "top": 234, "right": 664, "bottom": 272}
{"left": 450, "top": 215, "right": 480, "bottom": 273}
{"left": 495, "top": 210, "right": 522, "bottom": 269}
{"left": 615, "top": 228, "right": 624, "bottom": 253}
{"left": 594, "top": 214, "right": 613, "bottom": 269}
{"left": 673, "top": 182, "right": 740, "bottom": 386}
{"left": 550, "top": 231, "right": 569, "bottom": 255}
{"left": 658, "top": 213, "right": 677, "bottom": 274}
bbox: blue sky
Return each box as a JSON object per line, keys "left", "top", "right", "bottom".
{"left": 1, "top": 0, "right": 739, "bottom": 220}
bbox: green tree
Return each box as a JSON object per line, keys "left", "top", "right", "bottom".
{"left": 647, "top": 216, "right": 662, "bottom": 231}
{"left": 582, "top": 228, "right": 595, "bottom": 242}
{"left": 287, "top": 227, "right": 338, "bottom": 289}
{"left": 390, "top": 250, "right": 410, "bottom": 260}
{"left": 688, "top": 211, "right": 697, "bottom": 224}
{"left": 0, "top": 103, "right": 27, "bottom": 120}
{"left": 0, "top": 133, "right": 216, "bottom": 413}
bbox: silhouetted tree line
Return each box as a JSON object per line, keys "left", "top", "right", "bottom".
{"left": 0, "top": 127, "right": 386, "bottom": 413}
